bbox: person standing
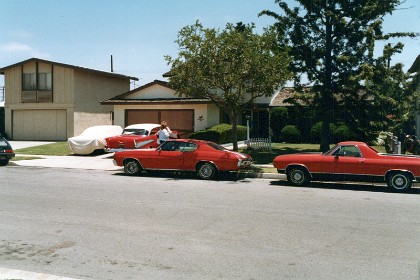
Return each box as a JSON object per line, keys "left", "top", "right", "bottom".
{"left": 157, "top": 121, "right": 172, "bottom": 145}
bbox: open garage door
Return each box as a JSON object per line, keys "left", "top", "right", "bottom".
{"left": 126, "top": 109, "right": 194, "bottom": 135}
{"left": 13, "top": 110, "right": 67, "bottom": 140}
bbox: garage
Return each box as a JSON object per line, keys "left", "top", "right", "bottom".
{"left": 126, "top": 109, "right": 194, "bottom": 134}
{"left": 13, "top": 110, "right": 67, "bottom": 140}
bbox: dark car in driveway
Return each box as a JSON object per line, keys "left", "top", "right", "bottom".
{"left": 0, "top": 137, "right": 15, "bottom": 166}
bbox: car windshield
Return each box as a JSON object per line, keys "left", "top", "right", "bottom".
{"left": 123, "top": 129, "right": 149, "bottom": 136}
{"left": 207, "top": 142, "right": 227, "bottom": 151}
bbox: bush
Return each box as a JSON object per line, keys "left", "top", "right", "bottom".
{"left": 270, "top": 107, "right": 288, "bottom": 142}
{"left": 189, "top": 123, "right": 247, "bottom": 144}
{"left": 310, "top": 122, "right": 336, "bottom": 143}
{"left": 281, "top": 125, "right": 301, "bottom": 143}
{"left": 333, "top": 123, "right": 352, "bottom": 142}
{"left": 189, "top": 130, "right": 221, "bottom": 143}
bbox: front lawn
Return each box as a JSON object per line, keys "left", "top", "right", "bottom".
{"left": 14, "top": 142, "right": 71, "bottom": 156}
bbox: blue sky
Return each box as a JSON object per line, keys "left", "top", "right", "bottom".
{"left": 1, "top": 0, "right": 419, "bottom": 88}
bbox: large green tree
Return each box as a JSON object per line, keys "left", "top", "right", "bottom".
{"left": 165, "top": 21, "right": 291, "bottom": 150}
{"left": 261, "top": 0, "right": 417, "bottom": 151}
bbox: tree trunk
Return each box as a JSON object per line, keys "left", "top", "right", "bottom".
{"left": 320, "top": 3, "right": 333, "bottom": 152}
{"left": 229, "top": 110, "right": 239, "bottom": 151}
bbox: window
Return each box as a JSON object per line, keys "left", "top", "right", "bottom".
{"left": 21, "top": 63, "right": 53, "bottom": 103}
{"left": 332, "top": 146, "right": 362, "bottom": 157}
{"left": 22, "top": 73, "right": 37, "bottom": 90}
{"left": 38, "top": 73, "right": 52, "bottom": 90}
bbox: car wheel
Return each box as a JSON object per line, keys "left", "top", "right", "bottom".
{"left": 0, "top": 159, "right": 9, "bottom": 166}
{"left": 197, "top": 162, "right": 217, "bottom": 180}
{"left": 287, "top": 166, "right": 310, "bottom": 186}
{"left": 387, "top": 172, "right": 412, "bottom": 192}
{"left": 124, "top": 160, "right": 142, "bottom": 176}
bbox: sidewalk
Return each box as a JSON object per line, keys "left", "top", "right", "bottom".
{"left": 0, "top": 267, "right": 81, "bottom": 280}
{"left": 11, "top": 141, "right": 284, "bottom": 179}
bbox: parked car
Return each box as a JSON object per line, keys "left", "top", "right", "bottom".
{"left": 105, "top": 123, "right": 178, "bottom": 151}
{"left": 68, "top": 125, "right": 123, "bottom": 155}
{"left": 0, "top": 137, "right": 15, "bottom": 166}
{"left": 273, "top": 141, "right": 420, "bottom": 192}
{"left": 113, "top": 139, "right": 253, "bottom": 179}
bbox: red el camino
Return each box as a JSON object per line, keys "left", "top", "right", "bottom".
{"left": 113, "top": 139, "right": 252, "bottom": 179}
{"left": 273, "top": 141, "right": 420, "bottom": 192}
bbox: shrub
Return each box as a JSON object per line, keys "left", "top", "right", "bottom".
{"left": 270, "top": 107, "right": 288, "bottom": 142}
{"left": 189, "top": 130, "right": 221, "bottom": 143}
{"left": 209, "top": 123, "right": 247, "bottom": 144}
{"left": 310, "top": 122, "right": 336, "bottom": 143}
{"left": 333, "top": 123, "right": 352, "bottom": 142}
{"left": 189, "top": 123, "right": 247, "bottom": 144}
{"left": 281, "top": 125, "right": 301, "bottom": 143}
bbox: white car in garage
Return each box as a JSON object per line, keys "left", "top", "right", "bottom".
{"left": 68, "top": 125, "right": 123, "bottom": 155}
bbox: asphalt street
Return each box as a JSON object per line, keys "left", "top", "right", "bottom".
{"left": 1, "top": 166, "right": 419, "bottom": 280}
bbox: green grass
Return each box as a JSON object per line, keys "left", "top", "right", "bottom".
{"left": 14, "top": 142, "right": 71, "bottom": 156}
{"left": 11, "top": 156, "right": 44, "bottom": 161}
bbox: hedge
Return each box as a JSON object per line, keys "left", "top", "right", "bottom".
{"left": 189, "top": 123, "right": 247, "bottom": 144}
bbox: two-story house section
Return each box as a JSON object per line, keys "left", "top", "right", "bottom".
{"left": 0, "top": 58, "right": 138, "bottom": 141}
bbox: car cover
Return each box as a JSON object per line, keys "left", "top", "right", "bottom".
{"left": 68, "top": 125, "right": 123, "bottom": 155}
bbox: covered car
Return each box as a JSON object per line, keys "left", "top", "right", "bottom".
{"left": 105, "top": 123, "right": 178, "bottom": 151}
{"left": 68, "top": 125, "right": 123, "bottom": 155}
{"left": 0, "top": 137, "right": 15, "bottom": 166}
{"left": 113, "top": 139, "right": 252, "bottom": 179}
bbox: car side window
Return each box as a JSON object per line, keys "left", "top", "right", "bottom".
{"left": 161, "top": 141, "right": 179, "bottom": 151}
{"left": 332, "top": 146, "right": 362, "bottom": 157}
{"left": 180, "top": 142, "right": 197, "bottom": 152}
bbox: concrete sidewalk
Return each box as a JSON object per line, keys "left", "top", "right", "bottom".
{"left": 14, "top": 152, "right": 122, "bottom": 171}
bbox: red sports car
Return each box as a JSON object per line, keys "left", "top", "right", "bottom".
{"left": 273, "top": 141, "right": 420, "bottom": 192}
{"left": 113, "top": 139, "right": 253, "bottom": 179}
{"left": 105, "top": 123, "right": 177, "bottom": 151}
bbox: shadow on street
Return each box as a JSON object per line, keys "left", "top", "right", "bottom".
{"left": 270, "top": 180, "right": 420, "bottom": 194}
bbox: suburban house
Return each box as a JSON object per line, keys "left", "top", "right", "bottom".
{"left": 101, "top": 79, "right": 276, "bottom": 138}
{"left": 0, "top": 58, "right": 138, "bottom": 141}
{"left": 101, "top": 80, "right": 220, "bottom": 137}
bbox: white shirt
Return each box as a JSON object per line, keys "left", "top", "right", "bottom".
{"left": 158, "top": 127, "right": 172, "bottom": 143}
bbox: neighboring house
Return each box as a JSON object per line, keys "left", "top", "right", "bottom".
{"left": 101, "top": 80, "right": 220, "bottom": 137}
{"left": 0, "top": 58, "right": 138, "bottom": 140}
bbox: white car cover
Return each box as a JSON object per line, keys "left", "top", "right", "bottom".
{"left": 68, "top": 125, "right": 123, "bottom": 155}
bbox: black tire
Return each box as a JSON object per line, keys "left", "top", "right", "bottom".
{"left": 197, "top": 162, "right": 217, "bottom": 180}
{"left": 0, "top": 159, "right": 9, "bottom": 166}
{"left": 124, "top": 160, "right": 142, "bottom": 176}
{"left": 386, "top": 172, "right": 412, "bottom": 192}
{"left": 287, "top": 166, "right": 310, "bottom": 186}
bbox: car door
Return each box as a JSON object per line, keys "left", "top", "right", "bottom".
{"left": 147, "top": 141, "right": 184, "bottom": 170}
{"left": 331, "top": 145, "right": 365, "bottom": 179}
{"left": 179, "top": 142, "right": 198, "bottom": 170}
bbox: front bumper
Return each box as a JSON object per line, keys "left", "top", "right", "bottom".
{"left": 238, "top": 159, "right": 253, "bottom": 168}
